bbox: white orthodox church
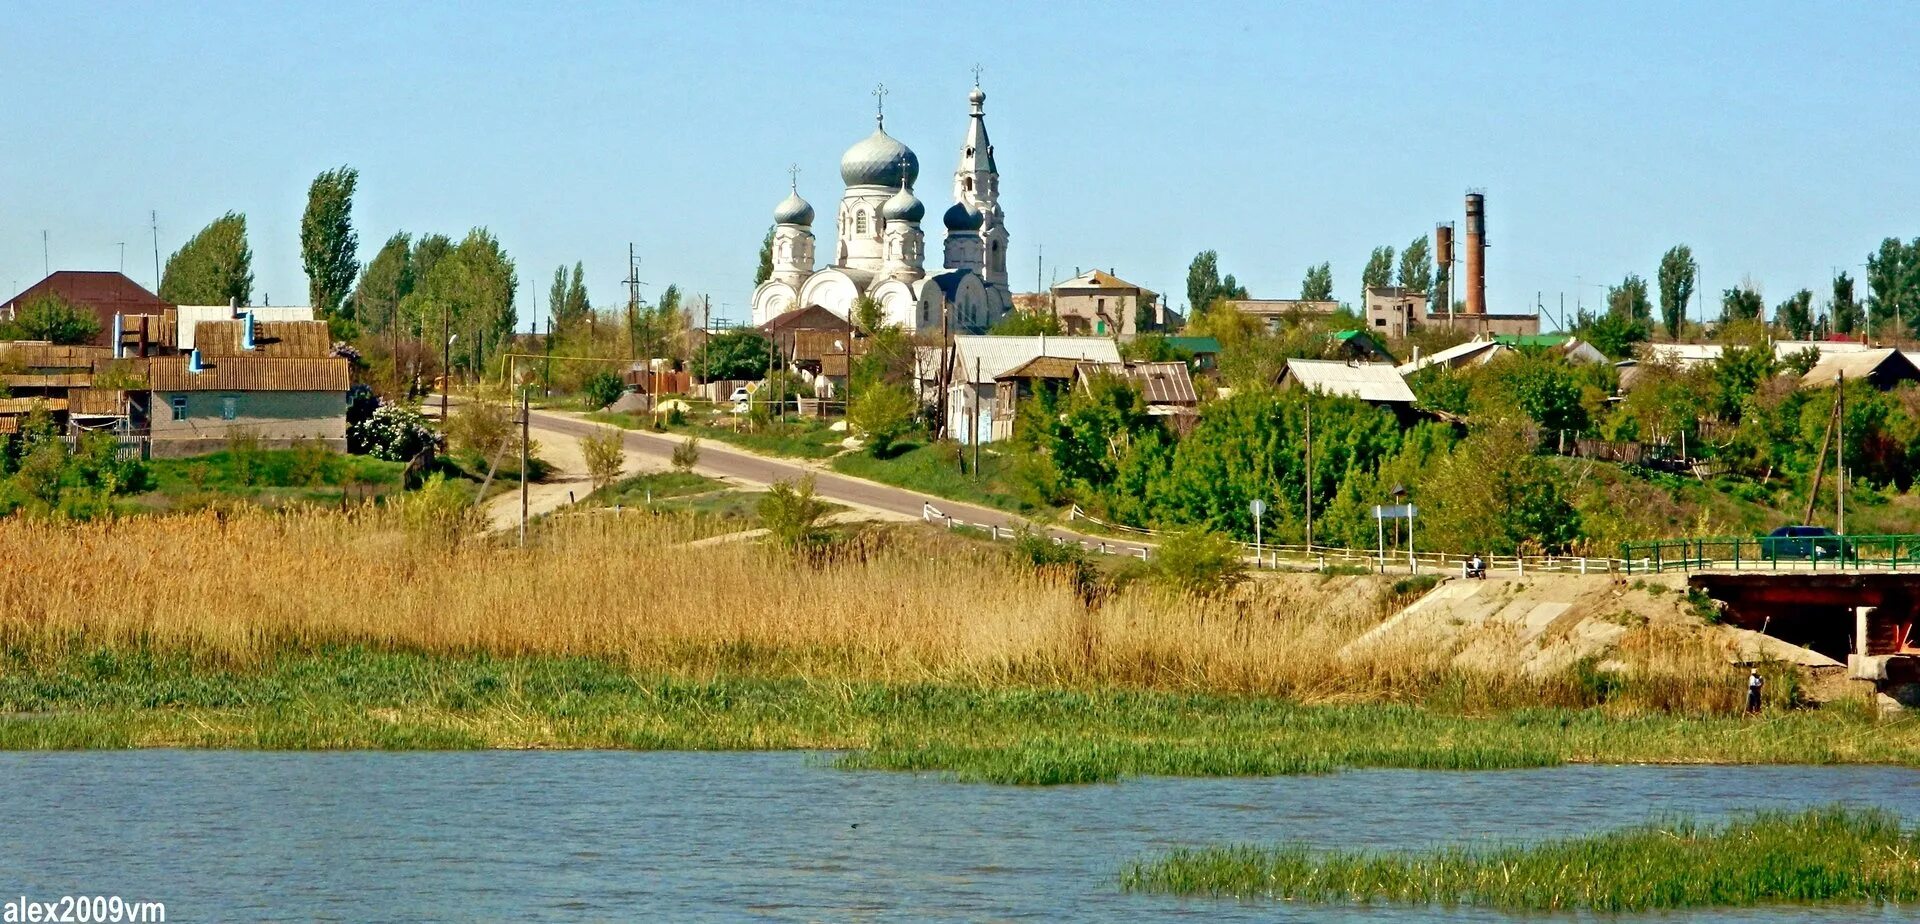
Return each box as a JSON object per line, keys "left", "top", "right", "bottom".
{"left": 750, "top": 83, "right": 1014, "bottom": 333}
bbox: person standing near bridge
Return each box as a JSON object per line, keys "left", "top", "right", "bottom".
{"left": 1747, "top": 669, "right": 1764, "bottom": 714}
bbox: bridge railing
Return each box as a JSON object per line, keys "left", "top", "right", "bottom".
{"left": 1620, "top": 534, "right": 1920, "bottom": 574}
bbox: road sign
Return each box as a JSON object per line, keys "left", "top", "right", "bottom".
{"left": 1372, "top": 504, "right": 1417, "bottom": 520}
{"left": 1249, "top": 499, "right": 1266, "bottom": 518}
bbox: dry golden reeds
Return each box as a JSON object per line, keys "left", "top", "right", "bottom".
{"left": 0, "top": 508, "right": 1743, "bottom": 710}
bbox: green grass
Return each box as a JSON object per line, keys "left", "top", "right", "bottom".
{"left": 1123, "top": 806, "right": 1920, "bottom": 912}
{"left": 587, "top": 411, "right": 846, "bottom": 460}
{"left": 829, "top": 440, "right": 1033, "bottom": 514}
{"left": 583, "top": 470, "right": 726, "bottom": 507}
{"left": 3, "top": 646, "right": 1919, "bottom": 784}
{"left": 135, "top": 449, "right": 405, "bottom": 511}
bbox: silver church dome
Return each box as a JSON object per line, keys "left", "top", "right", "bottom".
{"left": 840, "top": 129, "right": 920, "bottom": 189}
{"left": 773, "top": 190, "right": 815, "bottom": 226}
{"left": 942, "top": 200, "right": 984, "bottom": 232}
{"left": 881, "top": 187, "right": 925, "bottom": 222}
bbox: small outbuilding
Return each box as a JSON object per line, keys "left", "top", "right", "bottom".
{"left": 1799, "top": 348, "right": 1920, "bottom": 391}
{"left": 1278, "top": 358, "right": 1418, "bottom": 407}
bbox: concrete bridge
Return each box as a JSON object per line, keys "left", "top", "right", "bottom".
{"left": 1689, "top": 572, "right": 1920, "bottom": 694}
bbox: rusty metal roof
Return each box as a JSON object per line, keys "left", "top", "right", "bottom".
{"left": 0, "top": 342, "right": 113, "bottom": 370}
{"left": 996, "top": 355, "right": 1083, "bottom": 380}
{"left": 66, "top": 388, "right": 126, "bottom": 416}
{"left": 194, "top": 319, "right": 335, "bottom": 358}
{"left": 150, "top": 355, "right": 350, "bottom": 392}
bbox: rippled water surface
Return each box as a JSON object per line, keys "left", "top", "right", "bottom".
{"left": 4, "top": 752, "right": 1919, "bottom": 921}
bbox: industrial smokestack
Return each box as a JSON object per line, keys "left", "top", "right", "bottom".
{"left": 1464, "top": 191, "right": 1487, "bottom": 316}
{"left": 1434, "top": 222, "right": 1455, "bottom": 320}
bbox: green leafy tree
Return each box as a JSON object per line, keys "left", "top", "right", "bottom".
{"left": 849, "top": 382, "right": 917, "bottom": 456}
{"left": 1420, "top": 423, "right": 1580, "bottom": 555}
{"left": 1722, "top": 285, "right": 1764, "bottom": 323}
{"left": 0, "top": 293, "right": 101, "bottom": 344}
{"left": 1361, "top": 246, "right": 1395, "bottom": 292}
{"left": 581, "top": 369, "right": 623, "bottom": 409}
{"left": 1776, "top": 289, "right": 1815, "bottom": 339}
{"left": 851, "top": 295, "right": 886, "bottom": 335}
{"left": 580, "top": 426, "right": 625, "bottom": 490}
{"left": 1579, "top": 311, "right": 1648, "bottom": 360}
{"left": 405, "top": 229, "right": 518, "bottom": 373}
{"left": 1503, "top": 356, "right": 1588, "bottom": 433}
{"left": 1708, "top": 345, "right": 1776, "bottom": 422}
{"left": 1656, "top": 245, "right": 1697, "bottom": 339}
{"left": 160, "top": 212, "right": 253, "bottom": 306}
{"left": 301, "top": 166, "right": 359, "bottom": 316}
{"left": 991, "top": 310, "right": 1063, "bottom": 335}
{"left": 1866, "top": 237, "right": 1920, "bottom": 335}
{"left": 1185, "top": 250, "right": 1247, "bottom": 315}
{"left": 692, "top": 328, "right": 771, "bottom": 380}
{"left": 352, "top": 232, "right": 413, "bottom": 333}
{"left": 1397, "top": 236, "right": 1432, "bottom": 296}
{"left": 1607, "top": 273, "right": 1652, "bottom": 324}
{"left": 1300, "top": 262, "right": 1334, "bottom": 301}
{"left": 756, "top": 227, "right": 774, "bottom": 285}
{"left": 1831, "top": 271, "right": 1863, "bottom": 335}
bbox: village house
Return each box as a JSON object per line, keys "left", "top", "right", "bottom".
{"left": 946, "top": 334, "right": 1121, "bottom": 444}
{"left": 1049, "top": 269, "right": 1164, "bottom": 339}
{"left": 146, "top": 316, "right": 349, "bottom": 456}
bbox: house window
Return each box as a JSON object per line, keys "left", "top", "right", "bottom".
{"left": 221, "top": 396, "right": 239, "bottom": 420}
{"left": 1096, "top": 320, "right": 1107, "bottom": 335}
{"left": 1375, "top": 318, "right": 1387, "bottom": 327}
{"left": 170, "top": 396, "right": 188, "bottom": 421}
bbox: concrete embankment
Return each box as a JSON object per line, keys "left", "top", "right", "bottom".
{"left": 1344, "top": 572, "right": 1840, "bottom": 680}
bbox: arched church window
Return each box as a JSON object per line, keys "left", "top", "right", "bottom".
{"left": 855, "top": 211, "right": 869, "bottom": 235}
{"left": 963, "top": 177, "right": 974, "bottom": 193}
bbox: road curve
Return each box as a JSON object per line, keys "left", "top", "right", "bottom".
{"left": 536, "top": 408, "right": 1154, "bottom": 557}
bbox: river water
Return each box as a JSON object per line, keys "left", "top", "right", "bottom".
{"left": 4, "top": 752, "right": 1917, "bottom": 922}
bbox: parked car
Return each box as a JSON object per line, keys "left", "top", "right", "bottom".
{"left": 728, "top": 385, "right": 752, "bottom": 414}
{"left": 1759, "top": 525, "right": 1850, "bottom": 560}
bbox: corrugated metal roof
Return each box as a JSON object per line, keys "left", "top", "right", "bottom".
{"left": 150, "top": 355, "right": 350, "bottom": 392}
{"left": 1, "top": 373, "right": 91, "bottom": 389}
{"left": 194, "top": 319, "right": 334, "bottom": 358}
{"left": 0, "top": 342, "right": 112, "bottom": 370}
{"left": 997, "top": 356, "right": 1082, "bottom": 380}
{"left": 1642, "top": 343, "right": 1722, "bottom": 366}
{"left": 175, "top": 306, "right": 316, "bottom": 350}
{"left": 0, "top": 397, "right": 67, "bottom": 415}
{"left": 1800, "top": 348, "right": 1920, "bottom": 388}
{"left": 1165, "top": 336, "right": 1221, "bottom": 354}
{"left": 762, "top": 304, "right": 852, "bottom": 332}
{"left": 1280, "top": 359, "right": 1417, "bottom": 404}
{"left": 66, "top": 388, "right": 125, "bottom": 416}
{"left": 1121, "top": 361, "right": 1198, "bottom": 405}
{"left": 950, "top": 335, "right": 1122, "bottom": 385}
{"left": 1053, "top": 269, "right": 1145, "bottom": 292}
{"left": 1395, "top": 339, "right": 1507, "bottom": 376}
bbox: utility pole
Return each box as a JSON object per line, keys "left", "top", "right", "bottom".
{"left": 117, "top": 242, "right": 126, "bottom": 273}
{"left": 1837, "top": 370, "right": 1846, "bottom": 537}
{"left": 42, "top": 231, "right": 49, "bottom": 276}
{"left": 440, "top": 305, "right": 451, "bottom": 422}
{"left": 626, "top": 244, "right": 639, "bottom": 365}
{"left": 519, "top": 384, "right": 530, "bottom": 547}
{"left": 151, "top": 211, "right": 161, "bottom": 289}
{"left": 699, "top": 295, "right": 710, "bottom": 395}
{"left": 971, "top": 357, "right": 981, "bottom": 478}
{"left": 1304, "top": 402, "right": 1315, "bottom": 549}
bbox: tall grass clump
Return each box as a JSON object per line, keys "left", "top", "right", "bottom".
{"left": 1122, "top": 806, "right": 1920, "bottom": 911}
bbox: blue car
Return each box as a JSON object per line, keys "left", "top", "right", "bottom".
{"left": 1759, "top": 525, "right": 1849, "bottom": 560}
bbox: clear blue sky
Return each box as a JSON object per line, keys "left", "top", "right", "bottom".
{"left": 5, "top": 1, "right": 1917, "bottom": 328}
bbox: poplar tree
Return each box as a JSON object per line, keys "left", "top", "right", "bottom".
{"left": 160, "top": 212, "right": 254, "bottom": 306}
{"left": 301, "top": 166, "right": 359, "bottom": 316}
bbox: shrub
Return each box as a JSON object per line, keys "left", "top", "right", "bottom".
{"left": 351, "top": 404, "right": 438, "bottom": 462}
{"left": 1149, "top": 529, "right": 1247, "bottom": 596}
{"left": 848, "top": 382, "right": 917, "bottom": 456}
{"left": 758, "top": 475, "right": 830, "bottom": 550}
{"left": 580, "top": 426, "right": 625, "bottom": 491}
{"left": 671, "top": 436, "right": 700, "bottom": 473}
{"left": 582, "top": 370, "right": 624, "bottom": 410}
{"left": 288, "top": 437, "right": 339, "bottom": 486}
{"left": 396, "top": 473, "right": 485, "bottom": 543}
{"left": 225, "top": 429, "right": 264, "bottom": 487}
{"left": 446, "top": 400, "right": 517, "bottom": 463}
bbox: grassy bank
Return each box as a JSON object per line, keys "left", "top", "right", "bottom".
{"left": 586, "top": 410, "right": 845, "bottom": 460}
{"left": 829, "top": 441, "right": 1031, "bottom": 515}
{"left": 0, "top": 646, "right": 1914, "bottom": 783}
{"left": 133, "top": 449, "right": 405, "bottom": 511}
{"left": 1123, "top": 806, "right": 1920, "bottom": 911}
{"left": 0, "top": 509, "right": 1912, "bottom": 780}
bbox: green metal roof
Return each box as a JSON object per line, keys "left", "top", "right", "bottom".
{"left": 1493, "top": 334, "right": 1571, "bottom": 348}
{"left": 1165, "top": 336, "right": 1222, "bottom": 353}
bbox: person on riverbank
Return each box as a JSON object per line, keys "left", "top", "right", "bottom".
{"left": 1747, "top": 669, "right": 1764, "bottom": 713}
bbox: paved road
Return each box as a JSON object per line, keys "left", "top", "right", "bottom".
{"left": 535, "top": 408, "right": 1155, "bottom": 557}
